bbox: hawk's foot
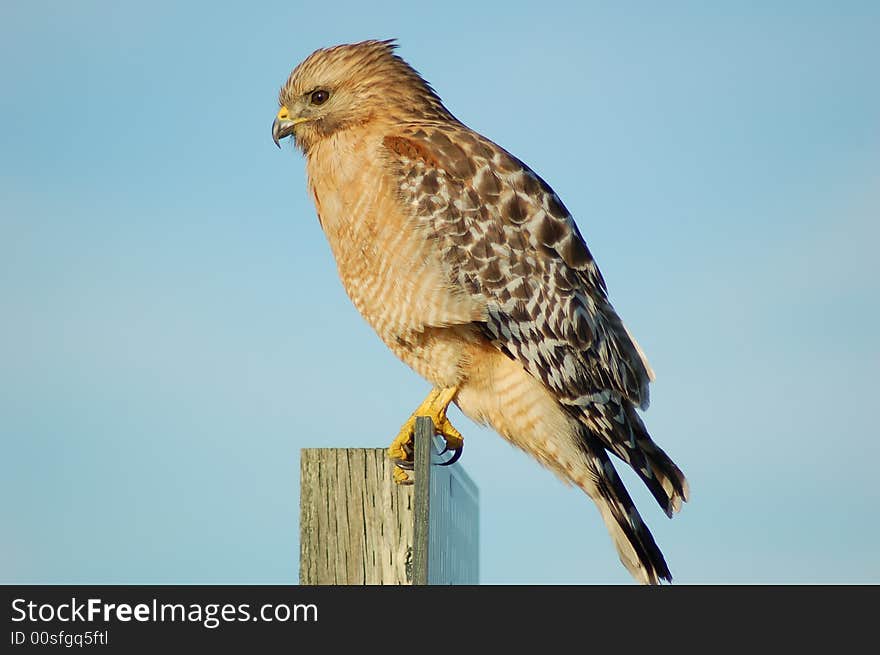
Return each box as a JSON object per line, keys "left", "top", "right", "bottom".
{"left": 388, "top": 386, "right": 463, "bottom": 484}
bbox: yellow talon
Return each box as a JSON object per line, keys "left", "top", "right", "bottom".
{"left": 388, "top": 386, "right": 462, "bottom": 483}
{"left": 392, "top": 466, "right": 413, "bottom": 485}
{"left": 436, "top": 414, "right": 463, "bottom": 450}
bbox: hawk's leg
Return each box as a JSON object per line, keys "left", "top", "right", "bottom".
{"left": 388, "top": 386, "right": 463, "bottom": 485}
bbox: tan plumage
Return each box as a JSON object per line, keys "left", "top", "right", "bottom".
{"left": 274, "top": 40, "right": 689, "bottom": 583}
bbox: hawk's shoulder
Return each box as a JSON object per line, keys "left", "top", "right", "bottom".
{"left": 381, "top": 122, "right": 654, "bottom": 409}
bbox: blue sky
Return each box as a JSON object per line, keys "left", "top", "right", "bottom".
{"left": 2, "top": 1, "right": 878, "bottom": 584}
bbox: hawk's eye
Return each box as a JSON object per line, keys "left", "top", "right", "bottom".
{"left": 310, "top": 90, "right": 329, "bottom": 105}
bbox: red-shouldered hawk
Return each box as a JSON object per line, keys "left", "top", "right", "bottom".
{"left": 273, "top": 40, "right": 689, "bottom": 584}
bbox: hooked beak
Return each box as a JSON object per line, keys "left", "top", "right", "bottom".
{"left": 272, "top": 107, "right": 309, "bottom": 148}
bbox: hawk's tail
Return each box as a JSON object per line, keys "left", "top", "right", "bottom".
{"left": 577, "top": 429, "right": 672, "bottom": 584}
{"left": 578, "top": 399, "right": 689, "bottom": 518}
{"left": 626, "top": 403, "right": 690, "bottom": 515}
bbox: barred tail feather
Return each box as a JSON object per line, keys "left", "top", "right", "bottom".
{"left": 579, "top": 430, "right": 672, "bottom": 584}
{"left": 575, "top": 399, "right": 689, "bottom": 518}
{"left": 624, "top": 404, "right": 690, "bottom": 514}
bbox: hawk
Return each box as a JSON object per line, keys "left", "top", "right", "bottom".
{"left": 273, "top": 40, "right": 689, "bottom": 584}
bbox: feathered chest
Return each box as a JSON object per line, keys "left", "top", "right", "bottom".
{"left": 304, "top": 131, "right": 483, "bottom": 337}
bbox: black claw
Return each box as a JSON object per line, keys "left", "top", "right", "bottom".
{"left": 393, "top": 459, "right": 414, "bottom": 470}
{"left": 438, "top": 445, "right": 463, "bottom": 466}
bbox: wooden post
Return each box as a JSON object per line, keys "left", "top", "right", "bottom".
{"left": 299, "top": 417, "right": 478, "bottom": 585}
{"left": 411, "top": 416, "right": 433, "bottom": 585}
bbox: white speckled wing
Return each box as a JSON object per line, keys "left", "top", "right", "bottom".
{"left": 383, "top": 124, "right": 654, "bottom": 411}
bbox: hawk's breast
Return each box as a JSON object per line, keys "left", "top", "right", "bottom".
{"left": 304, "top": 129, "right": 485, "bottom": 382}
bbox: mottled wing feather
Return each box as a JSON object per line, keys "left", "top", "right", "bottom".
{"left": 383, "top": 124, "right": 654, "bottom": 411}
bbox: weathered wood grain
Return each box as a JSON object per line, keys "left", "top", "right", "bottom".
{"left": 299, "top": 419, "right": 479, "bottom": 585}
{"left": 411, "top": 417, "right": 433, "bottom": 585}
{"left": 299, "top": 448, "right": 414, "bottom": 584}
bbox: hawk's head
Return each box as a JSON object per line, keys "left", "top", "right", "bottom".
{"left": 273, "top": 39, "right": 452, "bottom": 153}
